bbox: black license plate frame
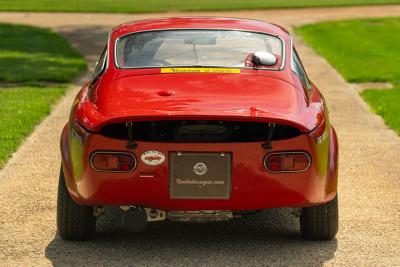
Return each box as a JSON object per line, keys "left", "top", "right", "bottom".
{"left": 169, "top": 152, "right": 231, "bottom": 199}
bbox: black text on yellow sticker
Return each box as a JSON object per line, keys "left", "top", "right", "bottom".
{"left": 161, "top": 67, "right": 240, "bottom": 74}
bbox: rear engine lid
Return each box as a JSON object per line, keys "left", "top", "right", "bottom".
{"left": 91, "top": 73, "right": 316, "bottom": 130}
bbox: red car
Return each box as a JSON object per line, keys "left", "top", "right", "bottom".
{"left": 58, "top": 17, "right": 338, "bottom": 241}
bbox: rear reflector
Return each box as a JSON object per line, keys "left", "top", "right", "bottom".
{"left": 264, "top": 152, "right": 310, "bottom": 173}
{"left": 90, "top": 152, "right": 137, "bottom": 172}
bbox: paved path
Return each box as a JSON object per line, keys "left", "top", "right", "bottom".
{"left": 0, "top": 5, "right": 400, "bottom": 266}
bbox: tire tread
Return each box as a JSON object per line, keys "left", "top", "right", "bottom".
{"left": 57, "top": 167, "right": 95, "bottom": 240}
{"left": 300, "top": 195, "right": 338, "bottom": 240}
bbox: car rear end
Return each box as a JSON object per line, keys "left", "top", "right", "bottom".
{"left": 61, "top": 117, "right": 337, "bottom": 211}
{"left": 57, "top": 17, "right": 338, "bottom": 241}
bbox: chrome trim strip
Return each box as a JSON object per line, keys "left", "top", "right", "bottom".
{"left": 290, "top": 34, "right": 311, "bottom": 91}
{"left": 279, "top": 33, "right": 287, "bottom": 70}
{"left": 263, "top": 151, "right": 311, "bottom": 173}
{"left": 89, "top": 151, "right": 137, "bottom": 173}
{"left": 105, "top": 29, "right": 111, "bottom": 71}
{"left": 92, "top": 30, "right": 111, "bottom": 79}
{"left": 112, "top": 28, "right": 286, "bottom": 71}
{"left": 290, "top": 34, "right": 295, "bottom": 73}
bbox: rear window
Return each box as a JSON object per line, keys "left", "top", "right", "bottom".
{"left": 115, "top": 30, "right": 284, "bottom": 69}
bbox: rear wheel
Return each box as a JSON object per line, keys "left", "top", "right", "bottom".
{"left": 57, "top": 166, "right": 95, "bottom": 240}
{"left": 300, "top": 195, "right": 338, "bottom": 240}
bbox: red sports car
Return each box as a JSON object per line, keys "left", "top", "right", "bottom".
{"left": 58, "top": 17, "right": 338, "bottom": 241}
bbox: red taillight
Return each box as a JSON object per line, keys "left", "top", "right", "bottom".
{"left": 264, "top": 152, "right": 310, "bottom": 173}
{"left": 90, "top": 152, "right": 137, "bottom": 172}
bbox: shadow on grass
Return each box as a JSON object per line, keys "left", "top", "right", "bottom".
{"left": 0, "top": 23, "right": 86, "bottom": 83}
{"left": 0, "top": 56, "right": 85, "bottom": 83}
{"left": 45, "top": 208, "right": 337, "bottom": 266}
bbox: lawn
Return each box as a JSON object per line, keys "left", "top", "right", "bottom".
{"left": 0, "top": 23, "right": 86, "bottom": 168}
{"left": 0, "top": 24, "right": 86, "bottom": 83}
{"left": 0, "top": 87, "right": 65, "bottom": 167}
{"left": 362, "top": 89, "right": 400, "bottom": 133}
{"left": 0, "top": 0, "right": 398, "bottom": 13}
{"left": 296, "top": 18, "right": 400, "bottom": 134}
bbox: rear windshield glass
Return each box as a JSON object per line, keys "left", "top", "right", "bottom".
{"left": 115, "top": 30, "right": 284, "bottom": 69}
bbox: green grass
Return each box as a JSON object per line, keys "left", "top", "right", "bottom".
{"left": 362, "top": 89, "right": 400, "bottom": 133}
{"left": 296, "top": 18, "right": 400, "bottom": 84}
{"left": 0, "top": 23, "right": 86, "bottom": 168}
{"left": 0, "top": 24, "right": 86, "bottom": 83}
{"left": 296, "top": 18, "right": 400, "bottom": 134}
{"left": 0, "top": 0, "right": 398, "bottom": 13}
{"left": 0, "top": 87, "right": 65, "bottom": 167}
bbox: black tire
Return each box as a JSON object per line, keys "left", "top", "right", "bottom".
{"left": 300, "top": 195, "right": 338, "bottom": 240}
{"left": 57, "top": 166, "right": 95, "bottom": 240}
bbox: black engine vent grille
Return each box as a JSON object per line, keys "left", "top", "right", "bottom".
{"left": 99, "top": 120, "right": 301, "bottom": 142}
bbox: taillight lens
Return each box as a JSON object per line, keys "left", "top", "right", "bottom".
{"left": 264, "top": 152, "right": 310, "bottom": 173}
{"left": 90, "top": 152, "right": 136, "bottom": 172}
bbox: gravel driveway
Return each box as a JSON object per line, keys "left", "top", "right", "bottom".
{"left": 0, "top": 5, "right": 400, "bottom": 266}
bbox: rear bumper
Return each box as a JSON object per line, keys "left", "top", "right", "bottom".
{"left": 60, "top": 123, "right": 338, "bottom": 211}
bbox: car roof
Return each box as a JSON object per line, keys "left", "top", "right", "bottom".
{"left": 111, "top": 17, "right": 291, "bottom": 39}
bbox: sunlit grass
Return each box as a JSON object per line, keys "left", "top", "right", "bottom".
{"left": 297, "top": 18, "right": 400, "bottom": 134}
{"left": 361, "top": 88, "right": 400, "bottom": 133}
{"left": 296, "top": 18, "right": 400, "bottom": 84}
{"left": 0, "top": 87, "right": 65, "bottom": 167}
{"left": 0, "top": 0, "right": 398, "bottom": 13}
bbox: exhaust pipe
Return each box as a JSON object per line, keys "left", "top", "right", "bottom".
{"left": 120, "top": 207, "right": 166, "bottom": 232}
{"left": 120, "top": 207, "right": 147, "bottom": 232}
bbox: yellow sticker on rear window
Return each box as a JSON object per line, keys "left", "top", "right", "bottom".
{"left": 161, "top": 67, "right": 240, "bottom": 74}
